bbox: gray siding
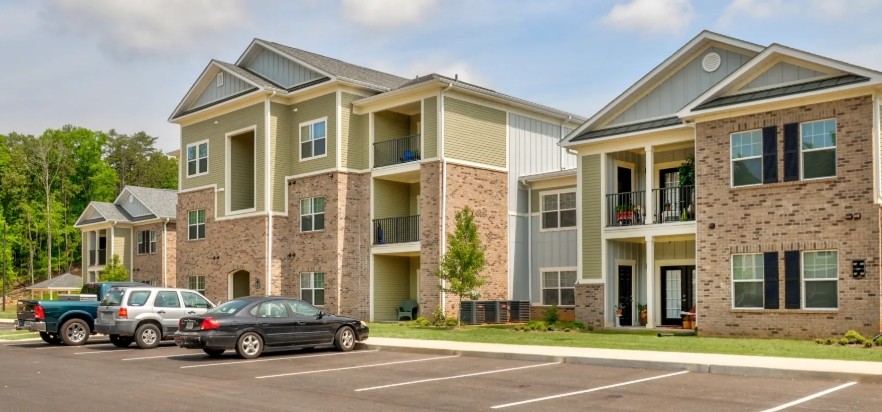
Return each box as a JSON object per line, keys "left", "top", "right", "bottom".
{"left": 191, "top": 71, "right": 253, "bottom": 110}
{"left": 246, "top": 48, "right": 324, "bottom": 89}
{"left": 508, "top": 113, "right": 576, "bottom": 213}
{"left": 607, "top": 241, "right": 645, "bottom": 310}
{"left": 610, "top": 47, "right": 752, "bottom": 126}
{"left": 510, "top": 215, "right": 529, "bottom": 300}
{"left": 120, "top": 193, "right": 151, "bottom": 217}
{"left": 741, "top": 62, "right": 826, "bottom": 91}
{"left": 529, "top": 215, "right": 577, "bottom": 303}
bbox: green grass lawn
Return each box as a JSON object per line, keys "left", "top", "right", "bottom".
{"left": 0, "top": 308, "right": 16, "bottom": 319}
{"left": 0, "top": 329, "right": 37, "bottom": 340}
{"left": 368, "top": 323, "right": 882, "bottom": 362}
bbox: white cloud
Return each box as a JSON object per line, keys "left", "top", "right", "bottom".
{"left": 41, "top": 0, "right": 252, "bottom": 60}
{"left": 718, "top": 0, "right": 882, "bottom": 27}
{"left": 603, "top": 0, "right": 695, "bottom": 35}
{"left": 340, "top": 0, "right": 437, "bottom": 29}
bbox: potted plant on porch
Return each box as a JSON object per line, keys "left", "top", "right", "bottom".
{"left": 614, "top": 303, "right": 626, "bottom": 317}
{"left": 637, "top": 303, "right": 647, "bottom": 326}
{"left": 615, "top": 204, "right": 634, "bottom": 223}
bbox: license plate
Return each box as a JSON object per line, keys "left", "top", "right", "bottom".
{"left": 17, "top": 319, "right": 24, "bottom": 328}
{"left": 185, "top": 320, "right": 196, "bottom": 330}
{"left": 100, "top": 312, "right": 112, "bottom": 321}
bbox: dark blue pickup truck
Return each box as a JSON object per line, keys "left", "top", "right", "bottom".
{"left": 16, "top": 282, "right": 145, "bottom": 345}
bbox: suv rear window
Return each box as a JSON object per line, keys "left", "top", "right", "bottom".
{"left": 127, "top": 291, "right": 152, "bottom": 306}
{"left": 101, "top": 290, "right": 125, "bottom": 306}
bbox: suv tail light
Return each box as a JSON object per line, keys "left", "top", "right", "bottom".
{"left": 201, "top": 318, "right": 220, "bottom": 330}
{"left": 118, "top": 307, "right": 128, "bottom": 319}
{"left": 34, "top": 305, "right": 45, "bottom": 321}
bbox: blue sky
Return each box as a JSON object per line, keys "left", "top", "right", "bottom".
{"left": 2, "top": 0, "right": 882, "bottom": 152}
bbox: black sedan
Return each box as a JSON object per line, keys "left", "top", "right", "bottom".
{"left": 173, "top": 296, "right": 369, "bottom": 359}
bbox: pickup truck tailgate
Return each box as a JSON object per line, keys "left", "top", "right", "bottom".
{"left": 16, "top": 300, "right": 37, "bottom": 322}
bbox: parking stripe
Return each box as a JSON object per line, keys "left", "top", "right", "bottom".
{"left": 180, "top": 349, "right": 378, "bottom": 369}
{"left": 74, "top": 349, "right": 134, "bottom": 355}
{"left": 122, "top": 353, "right": 204, "bottom": 361}
{"left": 760, "top": 382, "right": 857, "bottom": 412}
{"left": 255, "top": 355, "right": 458, "bottom": 379}
{"left": 354, "top": 362, "right": 559, "bottom": 392}
{"left": 491, "top": 370, "right": 690, "bottom": 409}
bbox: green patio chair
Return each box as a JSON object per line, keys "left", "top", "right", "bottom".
{"left": 397, "top": 300, "right": 419, "bottom": 321}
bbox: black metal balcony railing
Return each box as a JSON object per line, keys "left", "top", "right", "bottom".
{"left": 652, "top": 185, "right": 695, "bottom": 223}
{"left": 374, "top": 134, "right": 421, "bottom": 168}
{"left": 88, "top": 249, "right": 107, "bottom": 265}
{"left": 606, "top": 191, "right": 646, "bottom": 227}
{"left": 373, "top": 215, "right": 420, "bottom": 245}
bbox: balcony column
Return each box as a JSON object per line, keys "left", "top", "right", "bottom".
{"left": 644, "top": 146, "right": 654, "bottom": 224}
{"left": 645, "top": 236, "right": 656, "bottom": 328}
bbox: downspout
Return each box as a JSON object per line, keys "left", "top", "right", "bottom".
{"left": 523, "top": 180, "right": 532, "bottom": 304}
{"left": 440, "top": 80, "right": 454, "bottom": 313}
{"left": 265, "top": 90, "right": 276, "bottom": 296}
{"left": 162, "top": 218, "right": 169, "bottom": 287}
{"left": 559, "top": 115, "right": 571, "bottom": 169}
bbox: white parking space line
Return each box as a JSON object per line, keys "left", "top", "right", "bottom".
{"left": 74, "top": 349, "right": 134, "bottom": 355}
{"left": 355, "top": 362, "right": 559, "bottom": 392}
{"left": 491, "top": 370, "right": 690, "bottom": 409}
{"left": 122, "top": 353, "right": 204, "bottom": 361}
{"left": 255, "top": 355, "right": 458, "bottom": 379}
{"left": 33, "top": 346, "right": 68, "bottom": 350}
{"left": 180, "top": 349, "right": 378, "bottom": 369}
{"left": 760, "top": 382, "right": 857, "bottom": 412}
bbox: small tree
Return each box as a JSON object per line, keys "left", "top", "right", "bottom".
{"left": 100, "top": 254, "right": 128, "bottom": 282}
{"left": 435, "top": 206, "right": 487, "bottom": 327}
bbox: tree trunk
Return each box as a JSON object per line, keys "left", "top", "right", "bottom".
{"left": 26, "top": 210, "right": 34, "bottom": 286}
{"left": 45, "top": 178, "right": 52, "bottom": 280}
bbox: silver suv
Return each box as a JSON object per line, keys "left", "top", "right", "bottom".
{"left": 94, "top": 287, "right": 214, "bottom": 349}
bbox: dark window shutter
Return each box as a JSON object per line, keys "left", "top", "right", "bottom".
{"left": 762, "top": 126, "right": 778, "bottom": 184}
{"left": 784, "top": 251, "right": 801, "bottom": 309}
{"left": 763, "top": 252, "right": 779, "bottom": 309}
{"left": 783, "top": 123, "right": 799, "bottom": 181}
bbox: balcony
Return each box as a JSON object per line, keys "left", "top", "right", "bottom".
{"left": 652, "top": 185, "right": 695, "bottom": 224}
{"left": 88, "top": 249, "right": 107, "bottom": 266}
{"left": 606, "top": 191, "right": 646, "bottom": 227}
{"left": 374, "top": 134, "right": 421, "bottom": 168}
{"left": 605, "top": 186, "right": 695, "bottom": 227}
{"left": 373, "top": 215, "right": 420, "bottom": 245}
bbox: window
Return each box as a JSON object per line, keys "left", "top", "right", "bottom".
{"left": 253, "top": 301, "right": 289, "bottom": 318}
{"left": 541, "top": 191, "right": 576, "bottom": 229}
{"left": 186, "top": 141, "right": 208, "bottom": 177}
{"left": 300, "top": 197, "right": 325, "bottom": 232}
{"left": 803, "top": 251, "right": 838, "bottom": 309}
{"left": 732, "top": 254, "right": 764, "bottom": 308}
{"left": 127, "top": 291, "right": 151, "bottom": 306}
{"left": 216, "top": 72, "right": 224, "bottom": 87}
{"left": 300, "top": 272, "right": 325, "bottom": 306}
{"left": 155, "top": 291, "right": 181, "bottom": 308}
{"left": 182, "top": 291, "right": 210, "bottom": 309}
{"left": 541, "top": 270, "right": 576, "bottom": 305}
{"left": 286, "top": 299, "right": 320, "bottom": 317}
{"left": 188, "top": 275, "right": 205, "bottom": 295}
{"left": 137, "top": 230, "right": 156, "bottom": 254}
{"left": 188, "top": 209, "right": 206, "bottom": 240}
{"left": 731, "top": 130, "right": 762, "bottom": 186}
{"left": 801, "top": 119, "right": 836, "bottom": 179}
{"left": 300, "top": 119, "right": 327, "bottom": 160}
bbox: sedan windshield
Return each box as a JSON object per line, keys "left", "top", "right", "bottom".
{"left": 207, "top": 299, "right": 250, "bottom": 315}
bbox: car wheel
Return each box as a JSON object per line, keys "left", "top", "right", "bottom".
{"left": 135, "top": 323, "right": 161, "bottom": 349}
{"left": 203, "top": 348, "right": 225, "bottom": 357}
{"left": 235, "top": 332, "right": 263, "bottom": 359}
{"left": 110, "top": 334, "right": 133, "bottom": 348}
{"left": 40, "top": 332, "right": 62, "bottom": 345}
{"left": 334, "top": 326, "right": 356, "bottom": 352}
{"left": 60, "top": 319, "right": 90, "bottom": 346}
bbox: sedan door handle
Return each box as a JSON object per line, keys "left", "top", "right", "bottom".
{"left": 157, "top": 310, "right": 166, "bottom": 314}
{"left": 187, "top": 311, "right": 196, "bottom": 315}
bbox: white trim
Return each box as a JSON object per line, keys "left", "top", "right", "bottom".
{"left": 369, "top": 254, "right": 375, "bottom": 321}
{"left": 799, "top": 118, "right": 837, "bottom": 181}
{"left": 186, "top": 209, "right": 207, "bottom": 241}
{"left": 444, "top": 157, "right": 507, "bottom": 173}
{"left": 265, "top": 94, "right": 273, "bottom": 296}
{"left": 298, "top": 117, "right": 329, "bottom": 161}
{"left": 730, "top": 253, "right": 765, "bottom": 310}
{"left": 178, "top": 183, "right": 218, "bottom": 194}
{"left": 224, "top": 125, "right": 258, "bottom": 216}
{"left": 537, "top": 188, "right": 577, "bottom": 232}
{"left": 370, "top": 242, "right": 421, "bottom": 255}
{"left": 336, "top": 91, "right": 342, "bottom": 169}
{"left": 614, "top": 259, "right": 636, "bottom": 326}
{"left": 420, "top": 99, "right": 426, "bottom": 162}
{"left": 801, "top": 250, "right": 839, "bottom": 311}
{"left": 185, "top": 139, "right": 210, "bottom": 178}
{"left": 298, "top": 196, "right": 326, "bottom": 233}
{"left": 214, "top": 210, "right": 266, "bottom": 222}
{"left": 216, "top": 72, "right": 224, "bottom": 87}
{"left": 729, "top": 128, "right": 763, "bottom": 188}
{"left": 874, "top": 95, "right": 881, "bottom": 203}
{"left": 368, "top": 112, "right": 375, "bottom": 169}
{"left": 538, "top": 267, "right": 578, "bottom": 306}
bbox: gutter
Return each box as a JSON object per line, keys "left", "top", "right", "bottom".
{"left": 440, "top": 80, "right": 454, "bottom": 313}
{"left": 162, "top": 218, "right": 169, "bottom": 287}
{"left": 265, "top": 90, "right": 276, "bottom": 296}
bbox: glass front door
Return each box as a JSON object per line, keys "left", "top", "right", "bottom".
{"left": 660, "top": 266, "right": 695, "bottom": 326}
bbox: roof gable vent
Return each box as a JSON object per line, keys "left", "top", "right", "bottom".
{"left": 702, "top": 52, "right": 721, "bottom": 73}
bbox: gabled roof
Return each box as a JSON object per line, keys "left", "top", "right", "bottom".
{"left": 120, "top": 186, "right": 177, "bottom": 219}
{"left": 76, "top": 186, "right": 177, "bottom": 227}
{"left": 27, "top": 273, "right": 82, "bottom": 291}
{"left": 169, "top": 60, "right": 267, "bottom": 121}
{"left": 680, "top": 44, "right": 882, "bottom": 117}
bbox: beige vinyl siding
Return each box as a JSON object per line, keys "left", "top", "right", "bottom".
{"left": 531, "top": 185, "right": 576, "bottom": 213}
{"left": 408, "top": 183, "right": 420, "bottom": 215}
{"left": 341, "top": 93, "right": 369, "bottom": 170}
{"left": 373, "top": 180, "right": 411, "bottom": 219}
{"left": 373, "top": 255, "right": 411, "bottom": 321}
{"left": 271, "top": 102, "right": 291, "bottom": 212}
{"left": 181, "top": 102, "right": 265, "bottom": 217}
{"left": 444, "top": 97, "right": 506, "bottom": 168}
{"left": 374, "top": 111, "right": 411, "bottom": 144}
{"left": 423, "top": 97, "right": 438, "bottom": 158}
{"left": 409, "top": 257, "right": 420, "bottom": 299}
{"left": 581, "top": 155, "right": 601, "bottom": 280}
{"left": 113, "top": 228, "right": 132, "bottom": 274}
{"left": 229, "top": 131, "right": 255, "bottom": 211}
{"left": 290, "top": 92, "right": 337, "bottom": 176}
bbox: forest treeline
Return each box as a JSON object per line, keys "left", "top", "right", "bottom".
{"left": 0, "top": 126, "right": 177, "bottom": 287}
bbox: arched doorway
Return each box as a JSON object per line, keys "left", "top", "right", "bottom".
{"left": 230, "top": 270, "right": 250, "bottom": 299}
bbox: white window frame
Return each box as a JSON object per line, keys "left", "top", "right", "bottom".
{"left": 299, "top": 117, "right": 328, "bottom": 161}
{"left": 216, "top": 72, "right": 224, "bottom": 87}
{"left": 731, "top": 253, "right": 764, "bottom": 309}
{"left": 800, "top": 118, "right": 837, "bottom": 181}
{"left": 730, "top": 129, "right": 763, "bottom": 188}
{"left": 299, "top": 196, "right": 325, "bottom": 233}
{"left": 186, "top": 140, "right": 209, "bottom": 177}
{"left": 189, "top": 275, "right": 206, "bottom": 295}
{"left": 539, "top": 189, "right": 577, "bottom": 232}
{"left": 188, "top": 209, "right": 206, "bottom": 241}
{"left": 137, "top": 230, "right": 157, "bottom": 255}
{"left": 540, "top": 268, "right": 577, "bottom": 306}
{"left": 300, "top": 272, "right": 325, "bottom": 306}
{"left": 802, "top": 250, "right": 838, "bottom": 310}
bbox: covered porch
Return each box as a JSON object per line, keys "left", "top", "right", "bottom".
{"left": 372, "top": 253, "right": 421, "bottom": 322}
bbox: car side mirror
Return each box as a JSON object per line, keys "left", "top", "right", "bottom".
{"left": 316, "top": 311, "right": 324, "bottom": 319}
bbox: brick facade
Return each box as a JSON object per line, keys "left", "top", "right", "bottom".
{"left": 574, "top": 283, "right": 604, "bottom": 330}
{"left": 131, "top": 222, "right": 176, "bottom": 287}
{"left": 419, "top": 161, "right": 443, "bottom": 316}
{"left": 695, "top": 95, "right": 881, "bottom": 338}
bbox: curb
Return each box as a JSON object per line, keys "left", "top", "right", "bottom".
{"left": 356, "top": 343, "right": 882, "bottom": 384}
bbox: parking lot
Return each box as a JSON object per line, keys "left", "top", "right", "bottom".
{"left": 2, "top": 336, "right": 881, "bottom": 411}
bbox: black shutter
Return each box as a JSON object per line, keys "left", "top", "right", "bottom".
{"left": 784, "top": 251, "right": 801, "bottom": 309}
{"left": 763, "top": 252, "right": 779, "bottom": 309}
{"left": 762, "top": 126, "right": 778, "bottom": 184}
{"left": 783, "top": 123, "right": 799, "bottom": 181}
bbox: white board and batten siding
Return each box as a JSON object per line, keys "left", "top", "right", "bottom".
{"left": 190, "top": 71, "right": 254, "bottom": 111}
{"left": 120, "top": 193, "right": 152, "bottom": 218}
{"left": 739, "top": 62, "right": 827, "bottom": 91}
{"left": 245, "top": 48, "right": 324, "bottom": 89}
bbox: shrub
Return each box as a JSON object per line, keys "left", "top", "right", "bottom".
{"left": 838, "top": 337, "right": 848, "bottom": 346}
{"left": 824, "top": 338, "right": 835, "bottom": 345}
{"left": 573, "top": 321, "right": 585, "bottom": 331}
{"left": 542, "top": 304, "right": 559, "bottom": 324}
{"left": 864, "top": 341, "right": 873, "bottom": 348}
{"left": 814, "top": 338, "right": 825, "bottom": 345}
{"left": 445, "top": 317, "right": 458, "bottom": 327}
{"left": 525, "top": 320, "right": 549, "bottom": 332}
{"left": 409, "top": 317, "right": 431, "bottom": 327}
{"left": 844, "top": 330, "right": 867, "bottom": 344}
{"left": 431, "top": 306, "right": 446, "bottom": 326}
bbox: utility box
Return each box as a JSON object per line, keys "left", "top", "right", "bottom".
{"left": 460, "top": 301, "right": 485, "bottom": 325}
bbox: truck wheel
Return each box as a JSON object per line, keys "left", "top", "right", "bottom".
{"left": 40, "top": 332, "right": 62, "bottom": 345}
{"left": 135, "top": 323, "right": 161, "bottom": 349}
{"left": 60, "top": 319, "right": 90, "bottom": 346}
{"left": 110, "top": 334, "right": 133, "bottom": 348}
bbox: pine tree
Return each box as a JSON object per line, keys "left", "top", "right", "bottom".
{"left": 435, "top": 206, "right": 487, "bottom": 327}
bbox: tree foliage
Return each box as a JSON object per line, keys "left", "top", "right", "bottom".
{"left": 435, "top": 206, "right": 487, "bottom": 327}
{"left": 100, "top": 254, "right": 128, "bottom": 282}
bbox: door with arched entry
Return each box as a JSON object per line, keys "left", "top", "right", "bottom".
{"left": 230, "top": 270, "right": 250, "bottom": 299}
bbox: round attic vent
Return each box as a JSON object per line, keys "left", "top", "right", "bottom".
{"left": 702, "top": 52, "right": 721, "bottom": 73}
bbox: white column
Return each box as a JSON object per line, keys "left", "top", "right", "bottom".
{"left": 645, "top": 236, "right": 656, "bottom": 328}
{"left": 644, "top": 145, "right": 654, "bottom": 224}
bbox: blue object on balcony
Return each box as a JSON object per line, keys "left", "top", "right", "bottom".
{"left": 376, "top": 222, "right": 384, "bottom": 244}
{"left": 402, "top": 150, "right": 415, "bottom": 162}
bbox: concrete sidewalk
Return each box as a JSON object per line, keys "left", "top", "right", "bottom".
{"left": 359, "top": 337, "right": 882, "bottom": 384}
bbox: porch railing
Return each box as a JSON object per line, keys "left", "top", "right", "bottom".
{"left": 88, "top": 249, "right": 107, "bottom": 266}
{"left": 373, "top": 215, "right": 420, "bottom": 245}
{"left": 652, "top": 185, "right": 695, "bottom": 223}
{"left": 374, "top": 134, "right": 421, "bottom": 168}
{"left": 606, "top": 191, "right": 646, "bottom": 227}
